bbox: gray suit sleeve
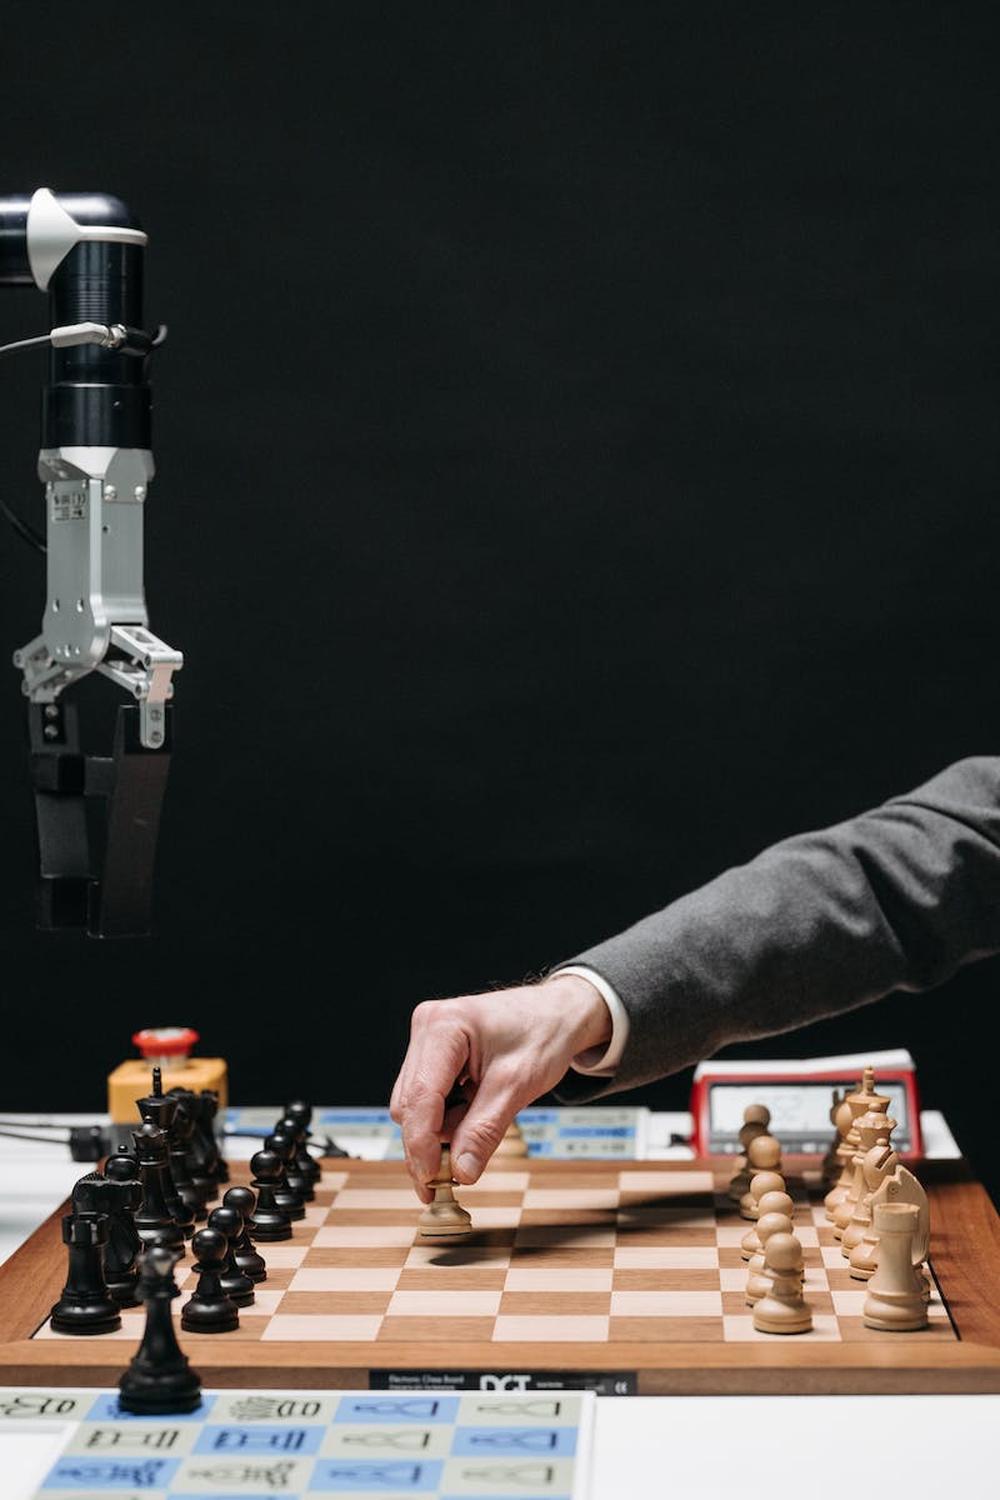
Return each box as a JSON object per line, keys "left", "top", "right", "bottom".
{"left": 554, "top": 757, "right": 1000, "bottom": 1100}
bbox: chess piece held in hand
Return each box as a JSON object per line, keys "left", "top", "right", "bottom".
{"left": 418, "top": 1146, "right": 473, "bottom": 1239}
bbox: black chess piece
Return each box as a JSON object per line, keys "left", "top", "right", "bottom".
{"left": 167, "top": 1087, "right": 213, "bottom": 1208}
{"left": 180, "top": 1227, "right": 239, "bottom": 1333}
{"left": 206, "top": 1206, "right": 255, "bottom": 1306}
{"left": 49, "top": 1207, "right": 122, "bottom": 1335}
{"left": 222, "top": 1186, "right": 267, "bottom": 1281}
{"left": 134, "top": 1069, "right": 195, "bottom": 1238}
{"left": 266, "top": 1128, "right": 310, "bottom": 1209}
{"left": 275, "top": 1113, "right": 317, "bottom": 1199}
{"left": 202, "top": 1089, "right": 230, "bottom": 1184}
{"left": 247, "top": 1150, "right": 293, "bottom": 1240}
{"left": 187, "top": 1090, "right": 226, "bottom": 1201}
{"left": 132, "top": 1122, "right": 185, "bottom": 1249}
{"left": 283, "top": 1100, "right": 323, "bottom": 1180}
{"left": 165, "top": 1090, "right": 208, "bottom": 1222}
{"left": 285, "top": 1098, "right": 348, "bottom": 1162}
{"left": 78, "top": 1159, "right": 143, "bottom": 1308}
{"left": 262, "top": 1131, "right": 306, "bottom": 1220}
{"left": 118, "top": 1242, "right": 203, "bottom": 1415}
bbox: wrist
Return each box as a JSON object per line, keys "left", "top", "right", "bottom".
{"left": 541, "top": 971, "right": 612, "bottom": 1056}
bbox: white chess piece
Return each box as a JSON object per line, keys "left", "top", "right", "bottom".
{"left": 740, "top": 1188, "right": 793, "bottom": 1260}
{"left": 862, "top": 1202, "right": 928, "bottom": 1331}
{"left": 417, "top": 1147, "right": 472, "bottom": 1239}
{"left": 746, "top": 1211, "right": 794, "bottom": 1304}
{"left": 494, "top": 1119, "right": 529, "bottom": 1159}
{"left": 739, "top": 1135, "right": 784, "bottom": 1220}
{"left": 833, "top": 1108, "right": 894, "bottom": 1239}
{"left": 728, "top": 1104, "right": 771, "bottom": 1201}
{"left": 824, "top": 1067, "right": 890, "bottom": 1220}
{"left": 752, "top": 1231, "right": 813, "bottom": 1334}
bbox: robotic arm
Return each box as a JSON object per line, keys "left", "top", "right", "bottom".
{"left": 0, "top": 189, "right": 182, "bottom": 936}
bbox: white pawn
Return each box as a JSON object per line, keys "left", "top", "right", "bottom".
{"left": 417, "top": 1147, "right": 472, "bottom": 1239}
{"left": 752, "top": 1232, "right": 813, "bottom": 1335}
{"left": 494, "top": 1119, "right": 529, "bottom": 1159}
{"left": 862, "top": 1203, "right": 928, "bottom": 1331}
{"left": 741, "top": 1188, "right": 794, "bottom": 1260}
{"left": 746, "top": 1211, "right": 794, "bottom": 1304}
{"left": 728, "top": 1104, "right": 771, "bottom": 1201}
{"left": 739, "top": 1135, "right": 784, "bottom": 1220}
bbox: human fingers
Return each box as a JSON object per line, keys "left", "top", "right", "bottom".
{"left": 396, "top": 1003, "right": 471, "bottom": 1194}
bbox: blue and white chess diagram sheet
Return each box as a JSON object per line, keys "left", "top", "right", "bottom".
{"left": 0, "top": 1385, "right": 595, "bottom": 1498}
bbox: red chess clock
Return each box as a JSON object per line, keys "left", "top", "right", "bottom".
{"left": 689, "top": 1049, "right": 923, "bottom": 1160}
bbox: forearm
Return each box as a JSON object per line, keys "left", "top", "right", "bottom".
{"left": 556, "top": 757, "right": 1000, "bottom": 1098}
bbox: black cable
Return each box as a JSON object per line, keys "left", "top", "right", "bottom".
{"left": 0, "top": 496, "right": 45, "bottom": 553}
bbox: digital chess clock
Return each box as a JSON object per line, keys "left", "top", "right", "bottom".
{"left": 689, "top": 1048, "right": 922, "bottom": 1159}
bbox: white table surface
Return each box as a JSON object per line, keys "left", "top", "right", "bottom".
{"left": 0, "top": 1108, "right": 992, "bottom": 1500}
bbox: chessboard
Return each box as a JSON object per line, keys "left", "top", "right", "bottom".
{"left": 2, "top": 1385, "right": 594, "bottom": 1499}
{"left": 2, "top": 1159, "right": 999, "bottom": 1396}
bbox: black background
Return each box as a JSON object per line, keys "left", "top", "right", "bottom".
{"left": 0, "top": 7, "right": 997, "bottom": 1198}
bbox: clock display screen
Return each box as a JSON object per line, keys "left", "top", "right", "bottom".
{"left": 707, "top": 1080, "right": 911, "bottom": 1154}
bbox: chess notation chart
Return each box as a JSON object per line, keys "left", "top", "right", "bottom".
{"left": 1, "top": 1386, "right": 594, "bottom": 1498}
{"left": 225, "top": 1106, "right": 650, "bottom": 1161}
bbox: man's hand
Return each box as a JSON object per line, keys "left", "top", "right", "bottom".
{"left": 390, "top": 975, "right": 612, "bottom": 1201}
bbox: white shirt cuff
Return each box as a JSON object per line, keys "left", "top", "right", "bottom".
{"left": 556, "top": 964, "right": 631, "bottom": 1076}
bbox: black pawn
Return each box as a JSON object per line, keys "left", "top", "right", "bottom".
{"left": 283, "top": 1100, "right": 324, "bottom": 1180}
{"left": 262, "top": 1130, "right": 305, "bottom": 1219}
{"left": 181, "top": 1227, "right": 239, "bottom": 1333}
{"left": 207, "top": 1206, "right": 255, "bottom": 1306}
{"left": 135, "top": 1068, "right": 195, "bottom": 1238}
{"left": 222, "top": 1186, "right": 267, "bottom": 1282}
{"left": 49, "top": 1210, "right": 121, "bottom": 1335}
{"left": 86, "top": 1159, "right": 143, "bottom": 1308}
{"left": 119, "top": 1243, "right": 202, "bottom": 1415}
{"left": 282, "top": 1102, "right": 324, "bottom": 1183}
{"left": 276, "top": 1113, "right": 317, "bottom": 1198}
{"left": 132, "top": 1123, "right": 185, "bottom": 1249}
{"left": 265, "top": 1129, "right": 309, "bottom": 1213}
{"left": 247, "top": 1150, "right": 293, "bottom": 1241}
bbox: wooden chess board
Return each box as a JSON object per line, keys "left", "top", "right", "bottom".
{"left": 1, "top": 1159, "right": 998, "bottom": 1395}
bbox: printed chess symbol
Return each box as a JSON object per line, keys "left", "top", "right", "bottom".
{"left": 229, "top": 1395, "right": 324, "bottom": 1421}
{"left": 344, "top": 1398, "right": 448, "bottom": 1419}
{"left": 321, "top": 1460, "right": 427, "bottom": 1485}
{"left": 475, "top": 1398, "right": 563, "bottom": 1417}
{"left": 0, "top": 1391, "right": 80, "bottom": 1419}
{"left": 342, "top": 1427, "right": 433, "bottom": 1449}
{"left": 208, "top": 1424, "right": 311, "bottom": 1450}
{"left": 44, "top": 1456, "right": 177, "bottom": 1487}
{"left": 188, "top": 1458, "right": 297, "bottom": 1485}
{"left": 467, "top": 1428, "right": 559, "bottom": 1450}
{"left": 84, "top": 1425, "right": 181, "bottom": 1449}
{"left": 460, "top": 1461, "right": 556, "bottom": 1485}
